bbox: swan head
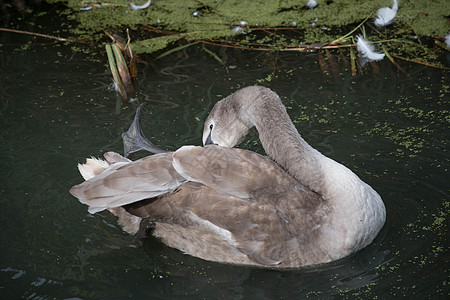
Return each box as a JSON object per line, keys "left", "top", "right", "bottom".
{"left": 203, "top": 90, "right": 254, "bottom": 147}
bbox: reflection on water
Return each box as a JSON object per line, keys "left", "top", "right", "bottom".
{"left": 0, "top": 14, "right": 448, "bottom": 300}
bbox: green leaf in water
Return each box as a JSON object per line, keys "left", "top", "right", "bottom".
{"left": 155, "top": 41, "right": 200, "bottom": 60}
{"left": 202, "top": 44, "right": 228, "bottom": 73}
{"left": 105, "top": 43, "right": 128, "bottom": 101}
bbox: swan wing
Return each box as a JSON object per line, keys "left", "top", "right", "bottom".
{"left": 125, "top": 182, "right": 288, "bottom": 266}
{"left": 167, "top": 145, "right": 323, "bottom": 265}
{"left": 118, "top": 145, "right": 298, "bottom": 265}
{"left": 70, "top": 152, "right": 186, "bottom": 213}
{"left": 172, "top": 145, "right": 297, "bottom": 200}
{"left": 71, "top": 146, "right": 325, "bottom": 266}
{"left": 125, "top": 180, "right": 326, "bottom": 266}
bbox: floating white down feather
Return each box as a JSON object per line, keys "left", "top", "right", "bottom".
{"left": 306, "top": 0, "right": 318, "bottom": 9}
{"left": 130, "top": 0, "right": 151, "bottom": 10}
{"left": 356, "top": 35, "right": 385, "bottom": 62}
{"left": 374, "top": 0, "right": 398, "bottom": 27}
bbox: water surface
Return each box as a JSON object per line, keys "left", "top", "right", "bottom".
{"left": 0, "top": 16, "right": 448, "bottom": 299}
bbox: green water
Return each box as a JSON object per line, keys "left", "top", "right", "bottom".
{"left": 1, "top": 14, "right": 449, "bottom": 300}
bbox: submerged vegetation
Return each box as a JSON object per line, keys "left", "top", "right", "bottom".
{"left": 34, "top": 0, "right": 450, "bottom": 68}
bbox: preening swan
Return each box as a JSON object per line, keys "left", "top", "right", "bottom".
{"left": 70, "top": 86, "right": 386, "bottom": 268}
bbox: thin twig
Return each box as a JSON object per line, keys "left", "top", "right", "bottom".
{"left": 0, "top": 27, "right": 93, "bottom": 44}
{"left": 391, "top": 54, "right": 450, "bottom": 70}
{"left": 200, "top": 39, "right": 355, "bottom": 51}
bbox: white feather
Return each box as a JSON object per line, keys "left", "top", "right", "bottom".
{"left": 77, "top": 157, "right": 109, "bottom": 180}
{"left": 306, "top": 0, "right": 318, "bottom": 9}
{"left": 445, "top": 34, "right": 450, "bottom": 49}
{"left": 130, "top": 0, "right": 151, "bottom": 11}
{"left": 233, "top": 26, "right": 245, "bottom": 34}
{"left": 374, "top": 0, "right": 398, "bottom": 27}
{"left": 356, "top": 35, "right": 385, "bottom": 62}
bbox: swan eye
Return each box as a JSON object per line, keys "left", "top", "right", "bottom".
{"left": 209, "top": 124, "right": 213, "bottom": 130}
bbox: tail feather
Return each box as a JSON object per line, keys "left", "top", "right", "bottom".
{"left": 77, "top": 157, "right": 109, "bottom": 180}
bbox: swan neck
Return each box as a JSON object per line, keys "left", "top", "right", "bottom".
{"left": 246, "top": 92, "right": 324, "bottom": 193}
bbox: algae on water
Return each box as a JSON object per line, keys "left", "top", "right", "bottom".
{"left": 43, "top": 0, "right": 449, "bottom": 65}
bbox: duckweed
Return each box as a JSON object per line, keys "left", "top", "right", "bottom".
{"left": 42, "top": 0, "right": 450, "bottom": 66}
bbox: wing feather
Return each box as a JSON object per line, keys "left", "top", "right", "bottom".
{"left": 172, "top": 145, "right": 298, "bottom": 200}
{"left": 70, "top": 152, "right": 186, "bottom": 213}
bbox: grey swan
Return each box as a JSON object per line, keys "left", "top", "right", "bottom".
{"left": 70, "top": 86, "right": 386, "bottom": 268}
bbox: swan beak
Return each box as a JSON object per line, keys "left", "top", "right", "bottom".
{"left": 204, "top": 131, "right": 216, "bottom": 145}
